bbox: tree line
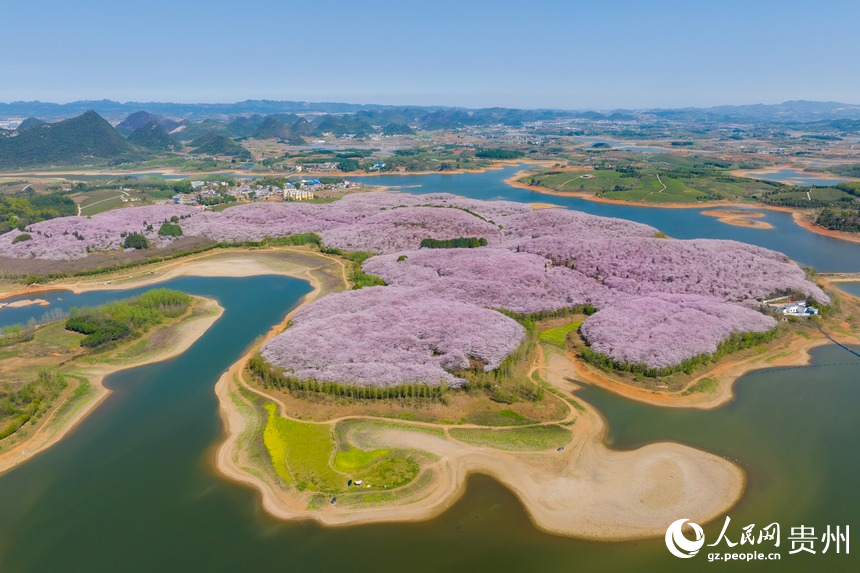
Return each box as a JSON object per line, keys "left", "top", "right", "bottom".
{"left": 65, "top": 288, "right": 191, "bottom": 348}
{"left": 248, "top": 354, "right": 448, "bottom": 400}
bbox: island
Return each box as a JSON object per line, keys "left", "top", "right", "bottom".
{"left": 1, "top": 189, "right": 855, "bottom": 539}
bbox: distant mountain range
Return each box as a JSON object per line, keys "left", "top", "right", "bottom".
{"left": 3, "top": 98, "right": 860, "bottom": 169}
{"left": 2, "top": 98, "right": 860, "bottom": 123}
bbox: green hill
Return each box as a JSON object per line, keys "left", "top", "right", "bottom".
{"left": 17, "top": 117, "right": 46, "bottom": 131}
{"left": 127, "top": 121, "right": 182, "bottom": 151}
{"left": 116, "top": 111, "right": 181, "bottom": 136}
{"left": 0, "top": 110, "right": 137, "bottom": 168}
{"left": 251, "top": 117, "right": 306, "bottom": 144}
{"left": 190, "top": 132, "right": 251, "bottom": 159}
{"left": 173, "top": 119, "right": 227, "bottom": 142}
{"left": 290, "top": 117, "right": 315, "bottom": 136}
{"left": 226, "top": 115, "right": 265, "bottom": 137}
{"left": 382, "top": 122, "right": 415, "bottom": 135}
{"left": 314, "top": 115, "right": 376, "bottom": 136}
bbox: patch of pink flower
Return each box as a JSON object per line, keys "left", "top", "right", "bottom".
{"left": 0, "top": 205, "right": 198, "bottom": 260}
{"left": 517, "top": 236, "right": 829, "bottom": 305}
{"left": 261, "top": 286, "right": 525, "bottom": 387}
{"left": 363, "top": 248, "right": 613, "bottom": 313}
{"left": 579, "top": 293, "right": 778, "bottom": 369}
{"left": 318, "top": 206, "right": 502, "bottom": 253}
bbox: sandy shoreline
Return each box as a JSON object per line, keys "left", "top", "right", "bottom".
{"left": 505, "top": 170, "right": 860, "bottom": 244}
{"left": 0, "top": 296, "right": 224, "bottom": 476}
{"left": 567, "top": 334, "right": 834, "bottom": 410}
{"left": 700, "top": 209, "right": 774, "bottom": 230}
{"left": 0, "top": 248, "right": 792, "bottom": 539}
{"left": 216, "top": 329, "right": 744, "bottom": 539}
{"left": 731, "top": 166, "right": 858, "bottom": 183}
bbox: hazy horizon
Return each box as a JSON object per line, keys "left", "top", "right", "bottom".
{"left": 1, "top": 97, "right": 858, "bottom": 112}
{"left": 1, "top": 0, "right": 858, "bottom": 109}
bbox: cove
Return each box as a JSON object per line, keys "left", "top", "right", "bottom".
{"left": 0, "top": 273, "right": 857, "bottom": 571}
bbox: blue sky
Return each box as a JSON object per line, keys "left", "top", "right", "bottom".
{"left": 1, "top": 0, "right": 857, "bottom": 108}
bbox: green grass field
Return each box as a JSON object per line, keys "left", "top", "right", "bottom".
{"left": 76, "top": 188, "right": 128, "bottom": 215}
{"left": 681, "top": 377, "right": 718, "bottom": 395}
{"left": 538, "top": 320, "right": 582, "bottom": 348}
{"left": 263, "top": 403, "right": 342, "bottom": 491}
{"left": 764, "top": 187, "right": 854, "bottom": 202}
{"left": 333, "top": 446, "right": 419, "bottom": 490}
{"left": 522, "top": 158, "right": 777, "bottom": 204}
{"left": 33, "top": 322, "right": 83, "bottom": 349}
{"left": 449, "top": 425, "right": 571, "bottom": 451}
{"left": 462, "top": 408, "right": 535, "bottom": 426}
{"left": 262, "top": 406, "right": 422, "bottom": 494}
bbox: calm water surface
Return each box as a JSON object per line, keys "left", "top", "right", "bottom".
{"left": 740, "top": 168, "right": 849, "bottom": 187}
{"left": 355, "top": 166, "right": 860, "bottom": 272}
{"left": 1, "top": 169, "right": 859, "bottom": 571}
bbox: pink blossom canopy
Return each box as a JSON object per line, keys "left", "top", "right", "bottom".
{"left": 261, "top": 287, "right": 525, "bottom": 387}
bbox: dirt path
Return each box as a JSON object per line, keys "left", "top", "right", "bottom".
{"left": 217, "top": 334, "right": 744, "bottom": 539}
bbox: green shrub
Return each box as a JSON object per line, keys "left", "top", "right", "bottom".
{"left": 122, "top": 233, "right": 149, "bottom": 250}
{"left": 157, "top": 223, "right": 183, "bottom": 237}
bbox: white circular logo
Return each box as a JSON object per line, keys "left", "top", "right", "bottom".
{"left": 665, "top": 518, "right": 705, "bottom": 559}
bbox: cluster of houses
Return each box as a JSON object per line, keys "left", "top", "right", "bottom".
{"left": 165, "top": 178, "right": 361, "bottom": 207}
{"left": 763, "top": 297, "right": 820, "bottom": 318}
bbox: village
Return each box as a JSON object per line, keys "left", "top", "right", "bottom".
{"left": 165, "top": 177, "right": 362, "bottom": 208}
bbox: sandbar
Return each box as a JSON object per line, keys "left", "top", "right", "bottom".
{"left": 700, "top": 209, "right": 773, "bottom": 230}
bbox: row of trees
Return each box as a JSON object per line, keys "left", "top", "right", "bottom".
{"left": 419, "top": 237, "right": 488, "bottom": 249}
{"left": 579, "top": 328, "right": 779, "bottom": 378}
{"left": 248, "top": 354, "right": 448, "bottom": 400}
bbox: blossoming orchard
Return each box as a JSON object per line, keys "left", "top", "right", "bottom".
{"left": 0, "top": 192, "right": 828, "bottom": 382}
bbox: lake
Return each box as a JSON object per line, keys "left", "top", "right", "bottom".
{"left": 0, "top": 168, "right": 858, "bottom": 572}
{"left": 0, "top": 276, "right": 857, "bottom": 571}
{"left": 354, "top": 165, "right": 860, "bottom": 272}
{"left": 739, "top": 168, "right": 849, "bottom": 187}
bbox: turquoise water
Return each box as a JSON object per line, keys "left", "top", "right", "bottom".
{"left": 354, "top": 166, "right": 860, "bottom": 272}
{"left": 0, "top": 277, "right": 857, "bottom": 571}
{"left": 1, "top": 168, "right": 859, "bottom": 571}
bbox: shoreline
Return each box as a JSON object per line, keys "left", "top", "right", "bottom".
{"left": 504, "top": 170, "right": 860, "bottom": 244}
{"left": 701, "top": 209, "right": 774, "bottom": 230}
{"left": 730, "top": 166, "right": 858, "bottom": 183}
{"left": 566, "top": 334, "right": 834, "bottom": 410}
{"left": 557, "top": 275, "right": 860, "bottom": 411}
{"left": 0, "top": 248, "right": 816, "bottom": 539}
{"left": 215, "top": 321, "right": 744, "bottom": 539}
{"left": 0, "top": 296, "right": 224, "bottom": 476}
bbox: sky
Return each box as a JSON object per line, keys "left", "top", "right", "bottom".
{"left": 1, "top": 0, "right": 858, "bottom": 109}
